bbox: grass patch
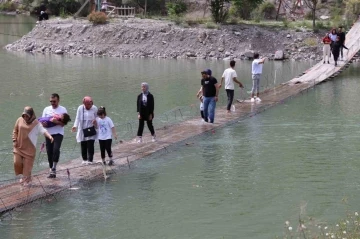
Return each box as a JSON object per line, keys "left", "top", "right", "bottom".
{"left": 205, "top": 22, "right": 219, "bottom": 29}
{"left": 304, "top": 37, "right": 318, "bottom": 46}
{"left": 280, "top": 210, "right": 360, "bottom": 239}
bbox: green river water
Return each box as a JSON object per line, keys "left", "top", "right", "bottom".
{"left": 0, "top": 14, "right": 360, "bottom": 239}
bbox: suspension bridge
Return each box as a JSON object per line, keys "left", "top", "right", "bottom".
{"left": 1, "top": 20, "right": 360, "bottom": 216}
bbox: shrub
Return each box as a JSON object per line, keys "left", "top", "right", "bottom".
{"left": 282, "top": 18, "right": 289, "bottom": 28}
{"left": 205, "top": 22, "right": 219, "bottom": 29}
{"left": 184, "top": 17, "right": 206, "bottom": 26}
{"left": 304, "top": 10, "right": 314, "bottom": 20}
{"left": 258, "top": 1, "right": 275, "bottom": 19}
{"left": 251, "top": 8, "right": 263, "bottom": 23}
{"left": 166, "top": 1, "right": 187, "bottom": 16}
{"left": 0, "top": 2, "right": 17, "bottom": 12}
{"left": 304, "top": 37, "right": 318, "bottom": 46}
{"left": 316, "top": 21, "right": 325, "bottom": 29}
{"left": 280, "top": 210, "right": 360, "bottom": 239}
{"left": 209, "top": 0, "right": 229, "bottom": 23}
{"left": 47, "top": 0, "right": 81, "bottom": 16}
{"left": 345, "top": 0, "right": 360, "bottom": 24}
{"left": 330, "top": 6, "right": 344, "bottom": 19}
{"left": 88, "top": 12, "right": 107, "bottom": 24}
{"left": 170, "top": 15, "right": 183, "bottom": 25}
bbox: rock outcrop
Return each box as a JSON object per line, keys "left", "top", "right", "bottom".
{"left": 5, "top": 18, "right": 325, "bottom": 61}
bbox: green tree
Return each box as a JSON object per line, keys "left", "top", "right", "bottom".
{"left": 345, "top": 0, "right": 360, "bottom": 23}
{"left": 40, "top": 0, "right": 81, "bottom": 16}
{"left": 231, "top": 0, "right": 263, "bottom": 20}
{"left": 209, "top": 0, "right": 229, "bottom": 23}
{"left": 303, "top": 0, "right": 319, "bottom": 29}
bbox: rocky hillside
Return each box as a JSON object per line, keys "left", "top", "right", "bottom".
{"left": 5, "top": 18, "right": 325, "bottom": 61}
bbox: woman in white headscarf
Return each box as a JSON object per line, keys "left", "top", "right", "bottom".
{"left": 136, "top": 82, "right": 156, "bottom": 143}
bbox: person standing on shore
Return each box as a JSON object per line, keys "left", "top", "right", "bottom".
{"left": 251, "top": 53, "right": 266, "bottom": 103}
{"left": 322, "top": 33, "right": 331, "bottom": 64}
{"left": 136, "top": 83, "right": 156, "bottom": 143}
{"left": 13, "top": 107, "right": 53, "bottom": 186}
{"left": 41, "top": 93, "right": 68, "bottom": 178}
{"left": 338, "top": 26, "right": 346, "bottom": 60}
{"left": 201, "top": 69, "right": 219, "bottom": 123}
{"left": 219, "top": 60, "right": 244, "bottom": 113}
{"left": 96, "top": 106, "right": 117, "bottom": 166}
{"left": 72, "top": 96, "right": 98, "bottom": 165}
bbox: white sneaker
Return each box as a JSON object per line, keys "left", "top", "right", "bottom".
{"left": 136, "top": 137, "right": 142, "bottom": 143}
{"left": 82, "top": 160, "right": 88, "bottom": 165}
{"left": 152, "top": 136, "right": 157, "bottom": 142}
{"left": 256, "top": 97, "right": 262, "bottom": 102}
{"left": 250, "top": 97, "right": 255, "bottom": 103}
{"left": 87, "top": 161, "right": 94, "bottom": 165}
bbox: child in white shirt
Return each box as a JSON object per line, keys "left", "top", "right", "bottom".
{"left": 96, "top": 106, "right": 117, "bottom": 166}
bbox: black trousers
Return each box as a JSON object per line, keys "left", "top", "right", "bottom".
{"left": 46, "top": 134, "right": 63, "bottom": 169}
{"left": 339, "top": 44, "right": 348, "bottom": 58}
{"left": 226, "top": 89, "right": 234, "bottom": 111}
{"left": 99, "top": 139, "right": 112, "bottom": 159}
{"left": 333, "top": 51, "right": 339, "bottom": 63}
{"left": 137, "top": 119, "right": 155, "bottom": 136}
{"left": 81, "top": 140, "right": 95, "bottom": 162}
{"left": 200, "top": 110, "right": 204, "bottom": 119}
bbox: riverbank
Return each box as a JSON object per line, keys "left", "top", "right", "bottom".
{"left": 5, "top": 17, "right": 327, "bottom": 61}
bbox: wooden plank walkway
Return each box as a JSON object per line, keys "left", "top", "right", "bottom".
{"left": 1, "top": 21, "right": 360, "bottom": 214}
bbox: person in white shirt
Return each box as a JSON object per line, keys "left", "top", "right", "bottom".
{"left": 72, "top": 96, "right": 98, "bottom": 165}
{"left": 251, "top": 53, "right": 266, "bottom": 102}
{"left": 219, "top": 60, "right": 244, "bottom": 113}
{"left": 41, "top": 93, "right": 68, "bottom": 178}
{"left": 95, "top": 106, "right": 117, "bottom": 166}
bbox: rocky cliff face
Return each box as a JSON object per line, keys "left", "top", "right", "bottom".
{"left": 5, "top": 18, "right": 325, "bottom": 61}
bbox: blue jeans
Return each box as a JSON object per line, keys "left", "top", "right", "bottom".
{"left": 203, "top": 96, "right": 216, "bottom": 123}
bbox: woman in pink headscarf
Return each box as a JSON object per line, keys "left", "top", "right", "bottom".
{"left": 72, "top": 96, "right": 98, "bottom": 165}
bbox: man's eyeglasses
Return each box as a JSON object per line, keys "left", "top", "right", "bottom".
{"left": 50, "top": 100, "right": 57, "bottom": 103}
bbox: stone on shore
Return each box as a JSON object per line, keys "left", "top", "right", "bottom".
{"left": 274, "top": 50, "right": 284, "bottom": 60}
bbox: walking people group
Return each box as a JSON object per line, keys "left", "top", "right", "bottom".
{"left": 323, "top": 26, "right": 348, "bottom": 66}
{"left": 198, "top": 55, "right": 266, "bottom": 123}
{"left": 12, "top": 82, "right": 157, "bottom": 185}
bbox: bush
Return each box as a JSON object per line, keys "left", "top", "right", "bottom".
{"left": 280, "top": 210, "right": 360, "bottom": 239}
{"left": 304, "top": 10, "right": 314, "bottom": 20}
{"left": 184, "top": 17, "right": 206, "bottom": 26}
{"left": 209, "top": 0, "right": 229, "bottom": 23}
{"left": 316, "top": 21, "right": 325, "bottom": 29}
{"left": 205, "top": 22, "right": 219, "bottom": 29}
{"left": 166, "top": 1, "right": 187, "bottom": 16}
{"left": 282, "top": 18, "right": 289, "bottom": 28}
{"left": 258, "top": 1, "right": 275, "bottom": 19}
{"left": 304, "top": 37, "right": 318, "bottom": 46}
{"left": 330, "top": 6, "right": 344, "bottom": 19}
{"left": 345, "top": 0, "right": 360, "bottom": 24}
{"left": 45, "top": 0, "right": 81, "bottom": 16}
{"left": 88, "top": 11, "right": 107, "bottom": 24}
{"left": 0, "top": 2, "right": 17, "bottom": 12}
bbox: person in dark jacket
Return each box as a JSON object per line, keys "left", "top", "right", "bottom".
{"left": 38, "top": 11, "right": 49, "bottom": 21}
{"left": 136, "top": 82, "right": 156, "bottom": 143}
{"left": 338, "top": 26, "right": 346, "bottom": 60}
{"left": 332, "top": 36, "right": 348, "bottom": 66}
